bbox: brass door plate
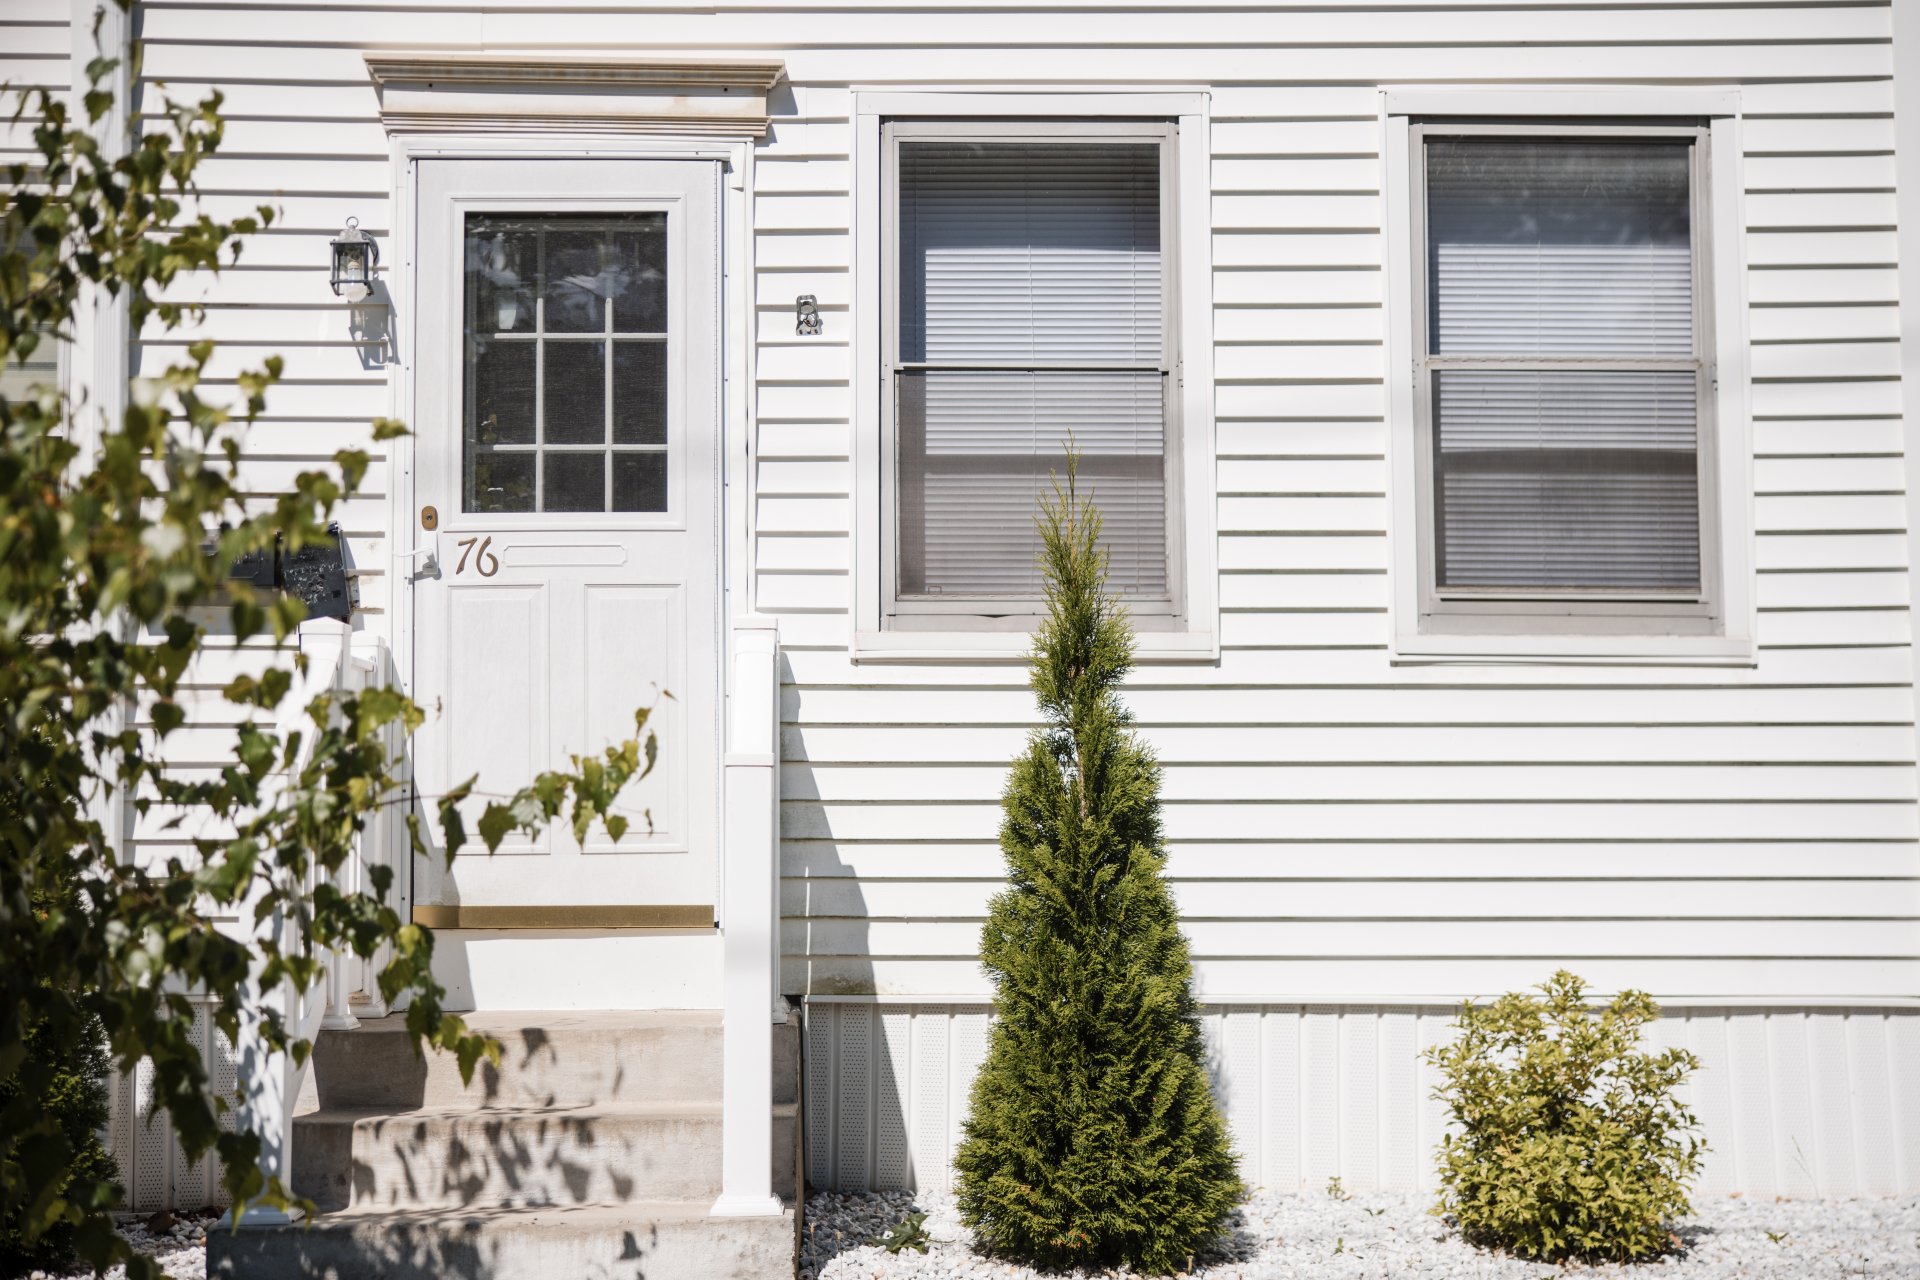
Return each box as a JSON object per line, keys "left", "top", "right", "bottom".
{"left": 412, "top": 903, "right": 716, "bottom": 930}
{"left": 421, "top": 505, "right": 438, "bottom": 530}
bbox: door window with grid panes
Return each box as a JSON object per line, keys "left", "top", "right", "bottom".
{"left": 463, "top": 213, "right": 669, "bottom": 514}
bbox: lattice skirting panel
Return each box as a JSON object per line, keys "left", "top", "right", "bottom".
{"left": 801, "top": 1002, "right": 1920, "bottom": 1197}
{"left": 108, "top": 1002, "right": 237, "bottom": 1212}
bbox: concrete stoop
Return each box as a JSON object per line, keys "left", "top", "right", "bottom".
{"left": 209, "top": 1011, "right": 801, "bottom": 1280}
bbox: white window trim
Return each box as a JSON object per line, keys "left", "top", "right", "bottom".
{"left": 1381, "top": 87, "right": 1755, "bottom": 665}
{"left": 850, "top": 90, "right": 1218, "bottom": 664}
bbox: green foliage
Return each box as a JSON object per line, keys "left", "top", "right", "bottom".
{"left": 0, "top": 865, "right": 116, "bottom": 1277}
{"left": 954, "top": 457, "right": 1242, "bottom": 1276}
{"left": 1, "top": 10, "right": 661, "bottom": 1274}
{"left": 870, "top": 1211, "right": 930, "bottom": 1255}
{"left": 1424, "top": 970, "right": 1705, "bottom": 1264}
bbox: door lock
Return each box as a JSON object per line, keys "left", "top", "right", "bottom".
{"left": 421, "top": 505, "right": 438, "bottom": 531}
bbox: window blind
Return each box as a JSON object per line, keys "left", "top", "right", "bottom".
{"left": 895, "top": 140, "right": 1168, "bottom": 600}
{"left": 1424, "top": 137, "right": 1701, "bottom": 594}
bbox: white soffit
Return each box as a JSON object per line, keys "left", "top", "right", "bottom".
{"left": 365, "top": 55, "right": 787, "bottom": 138}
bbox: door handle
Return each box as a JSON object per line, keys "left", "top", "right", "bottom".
{"left": 398, "top": 544, "right": 439, "bottom": 576}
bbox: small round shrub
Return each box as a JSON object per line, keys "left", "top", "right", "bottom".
{"left": 1424, "top": 970, "right": 1704, "bottom": 1264}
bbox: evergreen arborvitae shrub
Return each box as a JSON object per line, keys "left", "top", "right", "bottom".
{"left": 1425, "top": 970, "right": 1704, "bottom": 1264}
{"left": 954, "top": 462, "right": 1242, "bottom": 1275}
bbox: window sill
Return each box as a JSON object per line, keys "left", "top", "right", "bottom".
{"left": 852, "top": 629, "right": 1219, "bottom": 664}
{"left": 1391, "top": 631, "right": 1755, "bottom": 666}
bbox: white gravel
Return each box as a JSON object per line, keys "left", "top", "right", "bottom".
{"left": 27, "top": 1193, "right": 1919, "bottom": 1278}
{"left": 801, "top": 1188, "right": 1920, "bottom": 1279}
{"left": 29, "top": 1208, "right": 215, "bottom": 1280}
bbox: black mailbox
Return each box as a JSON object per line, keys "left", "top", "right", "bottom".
{"left": 226, "top": 544, "right": 278, "bottom": 590}
{"left": 282, "top": 524, "right": 352, "bottom": 621}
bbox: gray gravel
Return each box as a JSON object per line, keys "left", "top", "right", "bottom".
{"left": 29, "top": 1208, "right": 215, "bottom": 1280}
{"left": 801, "top": 1188, "right": 1920, "bottom": 1279}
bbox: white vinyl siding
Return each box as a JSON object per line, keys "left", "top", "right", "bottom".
{"left": 1, "top": 0, "right": 69, "bottom": 172}
{"left": 0, "top": 328, "right": 61, "bottom": 403}
{"left": 111, "top": 0, "right": 1917, "bottom": 1201}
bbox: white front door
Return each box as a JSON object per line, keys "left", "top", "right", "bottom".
{"left": 410, "top": 158, "right": 721, "bottom": 919}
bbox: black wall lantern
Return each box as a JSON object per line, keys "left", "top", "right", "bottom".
{"left": 329, "top": 217, "right": 379, "bottom": 301}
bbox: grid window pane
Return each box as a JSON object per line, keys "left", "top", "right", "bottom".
{"left": 471, "top": 341, "right": 536, "bottom": 446}
{"left": 609, "top": 225, "right": 669, "bottom": 332}
{"left": 466, "top": 224, "right": 537, "bottom": 334}
{"left": 893, "top": 138, "right": 1170, "bottom": 602}
{"left": 543, "top": 227, "right": 612, "bottom": 333}
{"left": 1423, "top": 136, "right": 1701, "bottom": 596}
{"left": 613, "top": 451, "right": 669, "bottom": 512}
{"left": 613, "top": 342, "right": 668, "bottom": 445}
{"left": 545, "top": 452, "right": 606, "bottom": 513}
{"left": 469, "top": 452, "right": 535, "bottom": 514}
{"left": 462, "top": 212, "right": 670, "bottom": 514}
{"left": 544, "top": 341, "right": 606, "bottom": 445}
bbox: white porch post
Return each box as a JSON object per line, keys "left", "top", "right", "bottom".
{"left": 712, "top": 616, "right": 783, "bottom": 1217}
{"left": 217, "top": 620, "right": 355, "bottom": 1228}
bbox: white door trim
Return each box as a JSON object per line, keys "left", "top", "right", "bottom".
{"left": 385, "top": 134, "right": 751, "bottom": 923}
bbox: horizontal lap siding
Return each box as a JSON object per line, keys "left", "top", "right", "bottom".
{"left": 123, "top": 11, "right": 398, "bottom": 876}
{"left": 117, "top": 2, "right": 1917, "bottom": 996}
{"left": 737, "top": 12, "right": 1920, "bottom": 1003}
{"left": 1, "top": 1, "right": 68, "bottom": 167}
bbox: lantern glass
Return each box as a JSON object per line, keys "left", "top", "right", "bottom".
{"left": 329, "top": 221, "right": 378, "bottom": 301}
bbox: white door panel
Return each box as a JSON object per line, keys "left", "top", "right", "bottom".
{"left": 411, "top": 158, "right": 721, "bottom": 914}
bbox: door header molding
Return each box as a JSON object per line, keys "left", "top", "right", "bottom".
{"left": 366, "top": 54, "right": 786, "bottom": 139}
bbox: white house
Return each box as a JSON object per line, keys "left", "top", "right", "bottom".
{"left": 12, "top": 0, "right": 1920, "bottom": 1272}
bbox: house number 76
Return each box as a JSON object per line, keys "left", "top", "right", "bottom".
{"left": 454, "top": 536, "right": 500, "bottom": 577}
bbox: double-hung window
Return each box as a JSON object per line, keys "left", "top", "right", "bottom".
{"left": 1394, "top": 114, "right": 1749, "bottom": 653}
{"left": 881, "top": 121, "right": 1180, "bottom": 631}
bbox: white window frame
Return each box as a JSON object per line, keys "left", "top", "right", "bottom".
{"left": 851, "top": 91, "right": 1218, "bottom": 663}
{"left": 1382, "top": 88, "right": 1755, "bottom": 664}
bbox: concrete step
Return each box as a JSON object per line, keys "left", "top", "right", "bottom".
{"left": 209, "top": 1200, "right": 798, "bottom": 1280}
{"left": 292, "top": 1102, "right": 800, "bottom": 1212}
{"left": 311, "top": 1010, "right": 800, "bottom": 1111}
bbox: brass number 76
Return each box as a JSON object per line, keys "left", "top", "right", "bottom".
{"left": 454, "top": 536, "right": 500, "bottom": 577}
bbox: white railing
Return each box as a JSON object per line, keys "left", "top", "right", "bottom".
{"left": 221, "top": 618, "right": 393, "bottom": 1225}
{"left": 713, "top": 614, "right": 784, "bottom": 1217}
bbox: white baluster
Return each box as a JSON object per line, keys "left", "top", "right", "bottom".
{"left": 713, "top": 616, "right": 783, "bottom": 1217}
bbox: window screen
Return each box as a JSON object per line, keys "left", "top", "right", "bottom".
{"left": 462, "top": 212, "right": 668, "bottom": 514}
{"left": 893, "top": 139, "right": 1170, "bottom": 601}
{"left": 1423, "top": 137, "right": 1702, "bottom": 595}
